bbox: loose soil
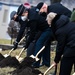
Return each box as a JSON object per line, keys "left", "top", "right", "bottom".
{"left": 11, "top": 57, "right": 43, "bottom": 75}
{"left": 0, "top": 56, "right": 20, "bottom": 68}
{"left": 0, "top": 53, "right": 5, "bottom": 61}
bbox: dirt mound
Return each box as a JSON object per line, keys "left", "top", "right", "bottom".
{"left": 12, "top": 67, "right": 43, "bottom": 75}
{"left": 12, "top": 57, "right": 36, "bottom": 74}
{"left": 11, "top": 57, "right": 43, "bottom": 75}
{"left": 18, "top": 67, "right": 43, "bottom": 75}
{"left": 0, "top": 56, "right": 20, "bottom": 68}
{"left": 19, "top": 57, "right": 36, "bottom": 69}
{"left": 0, "top": 53, "right": 5, "bottom": 61}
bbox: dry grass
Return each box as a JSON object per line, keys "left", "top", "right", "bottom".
{"left": 0, "top": 39, "right": 12, "bottom": 44}
{"left": 0, "top": 67, "right": 16, "bottom": 75}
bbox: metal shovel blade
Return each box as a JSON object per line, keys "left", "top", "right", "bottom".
{"left": 15, "top": 48, "right": 26, "bottom": 62}
{"left": 16, "top": 55, "right": 23, "bottom": 62}
{"left": 30, "top": 46, "right": 45, "bottom": 61}
{"left": 72, "top": 72, "right": 75, "bottom": 75}
{"left": 3, "top": 48, "right": 14, "bottom": 58}
{"left": 3, "top": 54, "right": 10, "bottom": 58}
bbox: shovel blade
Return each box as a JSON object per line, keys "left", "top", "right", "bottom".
{"left": 16, "top": 55, "right": 23, "bottom": 62}
{"left": 3, "top": 54, "right": 9, "bottom": 58}
{"left": 30, "top": 55, "right": 39, "bottom": 61}
{"left": 72, "top": 72, "right": 75, "bottom": 75}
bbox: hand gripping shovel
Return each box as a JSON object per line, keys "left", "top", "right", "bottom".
{"left": 30, "top": 46, "right": 45, "bottom": 61}
{"left": 3, "top": 36, "right": 25, "bottom": 58}
{"left": 44, "top": 63, "right": 55, "bottom": 75}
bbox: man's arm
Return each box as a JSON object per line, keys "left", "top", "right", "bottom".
{"left": 54, "top": 32, "right": 67, "bottom": 63}
{"left": 25, "top": 21, "right": 37, "bottom": 48}
{"left": 13, "top": 16, "right": 27, "bottom": 50}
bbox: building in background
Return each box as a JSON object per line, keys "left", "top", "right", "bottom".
{"left": 0, "top": 2, "right": 19, "bottom": 39}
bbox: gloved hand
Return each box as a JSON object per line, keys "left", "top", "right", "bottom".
{"left": 13, "top": 41, "right": 18, "bottom": 50}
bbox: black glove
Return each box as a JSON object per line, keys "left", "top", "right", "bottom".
{"left": 13, "top": 41, "right": 18, "bottom": 50}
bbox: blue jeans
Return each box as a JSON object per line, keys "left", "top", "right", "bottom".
{"left": 33, "top": 28, "right": 52, "bottom": 67}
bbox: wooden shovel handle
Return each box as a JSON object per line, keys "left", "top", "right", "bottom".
{"left": 17, "top": 47, "right": 26, "bottom": 59}
{"left": 44, "top": 64, "right": 55, "bottom": 75}
{"left": 35, "top": 46, "right": 45, "bottom": 57}
{"left": 18, "top": 36, "right": 25, "bottom": 44}
{"left": 8, "top": 48, "right": 14, "bottom": 55}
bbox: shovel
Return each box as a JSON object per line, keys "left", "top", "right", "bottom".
{"left": 3, "top": 48, "right": 14, "bottom": 58}
{"left": 44, "top": 63, "right": 55, "bottom": 75}
{"left": 30, "top": 46, "right": 45, "bottom": 61}
{"left": 16, "top": 47, "right": 27, "bottom": 62}
{"left": 3, "top": 36, "right": 25, "bottom": 58}
{"left": 72, "top": 72, "right": 75, "bottom": 75}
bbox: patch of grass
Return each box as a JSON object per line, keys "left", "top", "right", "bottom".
{"left": 0, "top": 39, "right": 12, "bottom": 44}
{"left": 0, "top": 67, "right": 16, "bottom": 75}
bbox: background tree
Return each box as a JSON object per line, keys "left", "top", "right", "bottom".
{"left": 7, "top": 20, "right": 20, "bottom": 44}
{"left": 7, "top": 20, "right": 20, "bottom": 38}
{"left": 7, "top": 20, "right": 30, "bottom": 44}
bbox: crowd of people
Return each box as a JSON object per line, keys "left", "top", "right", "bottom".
{"left": 11, "top": 2, "right": 75, "bottom": 75}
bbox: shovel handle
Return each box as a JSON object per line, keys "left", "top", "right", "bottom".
{"left": 17, "top": 47, "right": 25, "bottom": 59}
{"left": 18, "top": 36, "right": 25, "bottom": 44}
{"left": 8, "top": 48, "right": 14, "bottom": 55}
{"left": 35, "top": 46, "right": 45, "bottom": 57}
{"left": 44, "top": 64, "right": 55, "bottom": 75}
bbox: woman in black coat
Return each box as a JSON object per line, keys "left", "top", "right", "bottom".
{"left": 46, "top": 12, "right": 75, "bottom": 75}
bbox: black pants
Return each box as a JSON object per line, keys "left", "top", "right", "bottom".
{"left": 74, "top": 63, "right": 75, "bottom": 72}
{"left": 59, "top": 56, "right": 75, "bottom": 75}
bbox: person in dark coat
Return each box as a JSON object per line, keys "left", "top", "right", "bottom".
{"left": 13, "top": 4, "right": 53, "bottom": 68}
{"left": 46, "top": 12, "right": 75, "bottom": 75}
{"left": 36, "top": 2, "right": 72, "bottom": 18}
{"left": 70, "top": 8, "right": 75, "bottom": 73}
{"left": 36, "top": 2, "right": 72, "bottom": 75}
